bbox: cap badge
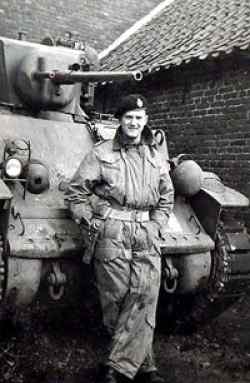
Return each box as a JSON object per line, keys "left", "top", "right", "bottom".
{"left": 137, "top": 98, "right": 143, "bottom": 108}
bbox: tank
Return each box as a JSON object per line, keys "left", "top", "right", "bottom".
{"left": 0, "top": 36, "right": 142, "bottom": 321}
{"left": 158, "top": 153, "right": 250, "bottom": 330}
{"left": 0, "top": 36, "right": 249, "bottom": 331}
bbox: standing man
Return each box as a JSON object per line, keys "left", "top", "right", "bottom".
{"left": 64, "top": 94, "right": 174, "bottom": 383}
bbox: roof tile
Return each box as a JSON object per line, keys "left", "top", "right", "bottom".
{"left": 101, "top": 0, "right": 250, "bottom": 72}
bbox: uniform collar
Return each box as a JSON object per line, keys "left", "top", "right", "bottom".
{"left": 112, "top": 125, "right": 157, "bottom": 151}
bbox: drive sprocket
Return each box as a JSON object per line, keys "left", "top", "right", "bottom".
{"left": 159, "top": 223, "right": 248, "bottom": 332}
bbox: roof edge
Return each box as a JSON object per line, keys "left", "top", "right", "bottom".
{"left": 99, "top": 0, "right": 175, "bottom": 60}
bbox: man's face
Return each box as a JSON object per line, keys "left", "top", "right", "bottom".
{"left": 120, "top": 109, "right": 148, "bottom": 142}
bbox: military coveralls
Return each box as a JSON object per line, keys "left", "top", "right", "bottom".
{"left": 65, "top": 126, "right": 174, "bottom": 379}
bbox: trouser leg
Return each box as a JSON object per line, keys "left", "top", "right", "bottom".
{"left": 139, "top": 347, "right": 157, "bottom": 374}
{"left": 94, "top": 217, "right": 161, "bottom": 380}
{"left": 107, "top": 252, "right": 161, "bottom": 379}
{"left": 94, "top": 255, "right": 130, "bottom": 334}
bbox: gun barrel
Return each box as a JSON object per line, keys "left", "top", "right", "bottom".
{"left": 33, "top": 70, "right": 143, "bottom": 83}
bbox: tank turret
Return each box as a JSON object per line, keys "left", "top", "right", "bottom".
{"left": 0, "top": 37, "right": 142, "bottom": 114}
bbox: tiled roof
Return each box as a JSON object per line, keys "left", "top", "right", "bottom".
{"left": 101, "top": 0, "right": 250, "bottom": 73}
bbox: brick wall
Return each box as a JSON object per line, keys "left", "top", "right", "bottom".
{"left": 0, "top": 0, "right": 159, "bottom": 51}
{"left": 96, "top": 54, "right": 250, "bottom": 226}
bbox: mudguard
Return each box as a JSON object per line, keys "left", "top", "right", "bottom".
{"left": 200, "top": 171, "right": 249, "bottom": 208}
{"left": 0, "top": 179, "right": 12, "bottom": 201}
{"left": 201, "top": 186, "right": 249, "bottom": 207}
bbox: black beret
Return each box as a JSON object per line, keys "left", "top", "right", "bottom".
{"left": 115, "top": 94, "right": 147, "bottom": 119}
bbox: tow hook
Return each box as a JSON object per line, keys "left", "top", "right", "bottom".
{"left": 11, "top": 206, "right": 25, "bottom": 236}
{"left": 47, "top": 262, "right": 67, "bottom": 300}
{"left": 163, "top": 256, "right": 179, "bottom": 294}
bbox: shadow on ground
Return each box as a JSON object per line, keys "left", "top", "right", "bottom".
{"left": 1, "top": 293, "right": 250, "bottom": 383}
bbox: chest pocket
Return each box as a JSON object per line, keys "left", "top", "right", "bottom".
{"left": 146, "top": 155, "right": 161, "bottom": 197}
{"left": 99, "top": 153, "right": 121, "bottom": 186}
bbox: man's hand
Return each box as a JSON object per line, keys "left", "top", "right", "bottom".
{"left": 141, "top": 220, "right": 161, "bottom": 252}
{"left": 80, "top": 217, "right": 105, "bottom": 265}
{"left": 148, "top": 221, "right": 161, "bottom": 238}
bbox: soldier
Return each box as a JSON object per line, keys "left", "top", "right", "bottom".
{"left": 64, "top": 94, "right": 174, "bottom": 383}
{"left": 73, "top": 31, "right": 85, "bottom": 50}
{"left": 56, "top": 31, "right": 74, "bottom": 48}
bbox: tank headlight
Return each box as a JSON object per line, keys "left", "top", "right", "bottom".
{"left": 5, "top": 158, "right": 23, "bottom": 178}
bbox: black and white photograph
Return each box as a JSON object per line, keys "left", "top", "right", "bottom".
{"left": 0, "top": 1, "right": 250, "bottom": 382}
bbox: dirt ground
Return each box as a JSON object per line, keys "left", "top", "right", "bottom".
{"left": 1, "top": 291, "right": 250, "bottom": 383}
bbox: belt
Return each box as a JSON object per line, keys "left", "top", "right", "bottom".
{"left": 108, "top": 208, "right": 150, "bottom": 222}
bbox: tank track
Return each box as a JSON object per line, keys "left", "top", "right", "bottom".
{"left": 184, "top": 223, "right": 250, "bottom": 325}
{"left": 209, "top": 224, "right": 237, "bottom": 296}
{"left": 0, "top": 236, "right": 6, "bottom": 303}
{"left": 159, "top": 222, "right": 250, "bottom": 331}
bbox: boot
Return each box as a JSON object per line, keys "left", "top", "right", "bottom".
{"left": 102, "top": 366, "right": 121, "bottom": 383}
{"left": 138, "top": 371, "right": 165, "bottom": 383}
